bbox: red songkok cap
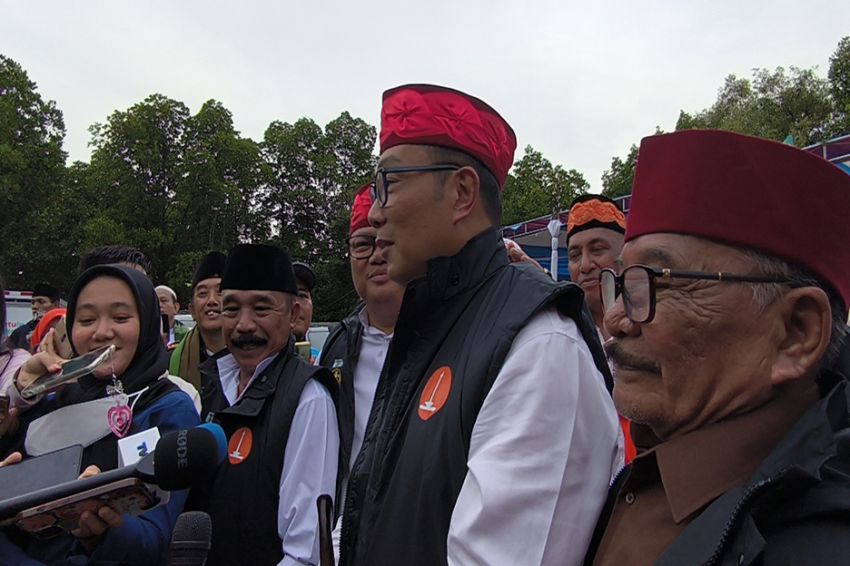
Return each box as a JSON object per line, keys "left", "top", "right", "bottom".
{"left": 380, "top": 84, "right": 517, "bottom": 188}
{"left": 350, "top": 184, "right": 372, "bottom": 235}
{"left": 626, "top": 129, "right": 850, "bottom": 308}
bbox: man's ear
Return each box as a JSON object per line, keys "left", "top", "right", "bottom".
{"left": 289, "top": 299, "right": 302, "bottom": 327}
{"left": 771, "top": 287, "right": 832, "bottom": 386}
{"left": 451, "top": 166, "right": 480, "bottom": 224}
{"left": 187, "top": 300, "right": 195, "bottom": 317}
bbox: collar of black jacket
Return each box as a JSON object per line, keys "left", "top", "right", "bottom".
{"left": 656, "top": 372, "right": 850, "bottom": 565}
{"left": 405, "top": 229, "right": 507, "bottom": 313}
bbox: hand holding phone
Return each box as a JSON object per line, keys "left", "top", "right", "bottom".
{"left": 16, "top": 478, "right": 159, "bottom": 539}
{"left": 14, "top": 332, "right": 69, "bottom": 392}
{"left": 20, "top": 345, "right": 116, "bottom": 400}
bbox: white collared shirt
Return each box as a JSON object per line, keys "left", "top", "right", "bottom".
{"left": 350, "top": 309, "right": 393, "bottom": 471}
{"left": 332, "top": 310, "right": 393, "bottom": 561}
{"left": 447, "top": 305, "right": 623, "bottom": 566}
{"left": 217, "top": 353, "right": 339, "bottom": 566}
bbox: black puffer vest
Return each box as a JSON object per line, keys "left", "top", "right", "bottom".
{"left": 340, "top": 230, "right": 609, "bottom": 565}
{"left": 193, "top": 347, "right": 336, "bottom": 566}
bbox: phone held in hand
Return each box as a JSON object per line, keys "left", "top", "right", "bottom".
{"left": 15, "top": 478, "right": 160, "bottom": 539}
{"left": 20, "top": 344, "right": 117, "bottom": 400}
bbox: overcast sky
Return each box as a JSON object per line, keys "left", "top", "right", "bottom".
{"left": 2, "top": 0, "right": 846, "bottom": 192}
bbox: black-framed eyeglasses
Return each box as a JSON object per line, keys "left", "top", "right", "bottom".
{"left": 347, "top": 235, "right": 376, "bottom": 260}
{"left": 599, "top": 265, "right": 792, "bottom": 324}
{"left": 371, "top": 164, "right": 461, "bottom": 207}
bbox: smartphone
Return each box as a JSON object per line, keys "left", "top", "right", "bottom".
{"left": 295, "top": 341, "right": 312, "bottom": 362}
{"left": 20, "top": 344, "right": 116, "bottom": 400}
{"left": 15, "top": 478, "right": 160, "bottom": 538}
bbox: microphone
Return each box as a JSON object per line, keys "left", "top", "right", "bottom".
{"left": 0, "top": 423, "right": 227, "bottom": 521}
{"left": 168, "top": 511, "right": 212, "bottom": 566}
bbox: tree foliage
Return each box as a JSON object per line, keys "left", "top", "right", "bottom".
{"left": 502, "top": 146, "right": 588, "bottom": 225}
{"left": 675, "top": 66, "right": 835, "bottom": 144}
{"left": 601, "top": 143, "right": 638, "bottom": 199}
{"left": 0, "top": 55, "right": 70, "bottom": 290}
{"left": 602, "top": 36, "right": 850, "bottom": 199}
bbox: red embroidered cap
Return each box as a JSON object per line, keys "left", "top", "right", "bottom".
{"left": 380, "top": 84, "right": 517, "bottom": 188}
{"left": 626, "top": 129, "right": 850, "bottom": 308}
{"left": 350, "top": 184, "right": 372, "bottom": 235}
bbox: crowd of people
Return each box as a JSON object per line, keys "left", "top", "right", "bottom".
{"left": 0, "top": 82, "right": 849, "bottom": 566}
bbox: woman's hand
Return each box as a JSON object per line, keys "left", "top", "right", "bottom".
{"left": 15, "top": 329, "right": 68, "bottom": 390}
{"left": 0, "top": 451, "right": 22, "bottom": 468}
{"left": 71, "top": 465, "right": 125, "bottom": 552}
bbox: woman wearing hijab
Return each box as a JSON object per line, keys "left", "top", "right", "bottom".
{"left": 0, "top": 264, "right": 201, "bottom": 565}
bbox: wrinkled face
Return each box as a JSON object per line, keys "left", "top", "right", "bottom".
{"left": 156, "top": 290, "right": 179, "bottom": 324}
{"left": 604, "top": 233, "right": 781, "bottom": 439}
{"left": 189, "top": 277, "right": 222, "bottom": 333}
{"left": 32, "top": 296, "right": 57, "bottom": 318}
{"left": 350, "top": 226, "right": 406, "bottom": 308}
{"left": 368, "top": 145, "right": 454, "bottom": 286}
{"left": 568, "top": 227, "right": 624, "bottom": 322}
{"left": 221, "top": 289, "right": 298, "bottom": 374}
{"left": 71, "top": 277, "right": 140, "bottom": 379}
{"left": 293, "top": 281, "right": 313, "bottom": 341}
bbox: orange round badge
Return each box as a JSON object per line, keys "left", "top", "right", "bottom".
{"left": 227, "top": 427, "right": 253, "bottom": 465}
{"left": 418, "top": 366, "right": 453, "bottom": 421}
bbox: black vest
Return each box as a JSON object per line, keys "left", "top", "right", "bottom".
{"left": 193, "top": 348, "right": 336, "bottom": 566}
{"left": 340, "top": 230, "right": 609, "bottom": 566}
{"left": 318, "top": 305, "right": 364, "bottom": 487}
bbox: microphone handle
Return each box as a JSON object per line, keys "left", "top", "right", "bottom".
{"left": 317, "top": 494, "right": 335, "bottom": 566}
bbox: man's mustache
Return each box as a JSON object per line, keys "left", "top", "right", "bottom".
{"left": 605, "top": 340, "right": 661, "bottom": 374}
{"left": 230, "top": 334, "right": 267, "bottom": 348}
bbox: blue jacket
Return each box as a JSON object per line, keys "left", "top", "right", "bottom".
{"left": 1, "top": 388, "right": 200, "bottom": 565}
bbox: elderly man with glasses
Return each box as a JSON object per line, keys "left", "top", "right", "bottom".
{"left": 339, "top": 84, "right": 621, "bottom": 566}
{"left": 585, "top": 129, "right": 850, "bottom": 566}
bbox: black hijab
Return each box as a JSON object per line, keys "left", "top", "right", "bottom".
{"left": 57, "top": 264, "right": 173, "bottom": 408}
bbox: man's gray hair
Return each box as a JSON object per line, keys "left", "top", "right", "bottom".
{"left": 742, "top": 248, "right": 847, "bottom": 368}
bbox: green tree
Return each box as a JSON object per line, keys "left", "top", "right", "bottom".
{"left": 0, "top": 55, "right": 70, "bottom": 290}
{"left": 828, "top": 36, "right": 850, "bottom": 134}
{"left": 676, "top": 66, "right": 834, "bottom": 145}
{"left": 502, "top": 146, "right": 588, "bottom": 226}
{"left": 84, "top": 95, "right": 267, "bottom": 300}
{"left": 601, "top": 143, "right": 638, "bottom": 199}
{"left": 85, "top": 94, "right": 191, "bottom": 284}
{"left": 260, "top": 112, "right": 376, "bottom": 321}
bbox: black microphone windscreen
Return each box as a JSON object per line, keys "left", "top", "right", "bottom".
{"left": 154, "top": 424, "right": 226, "bottom": 491}
{"left": 169, "top": 511, "right": 212, "bottom": 566}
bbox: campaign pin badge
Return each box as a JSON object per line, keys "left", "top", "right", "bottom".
{"left": 228, "top": 427, "right": 253, "bottom": 465}
{"left": 418, "top": 366, "right": 453, "bottom": 421}
{"left": 117, "top": 427, "right": 161, "bottom": 467}
{"left": 332, "top": 367, "right": 343, "bottom": 384}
